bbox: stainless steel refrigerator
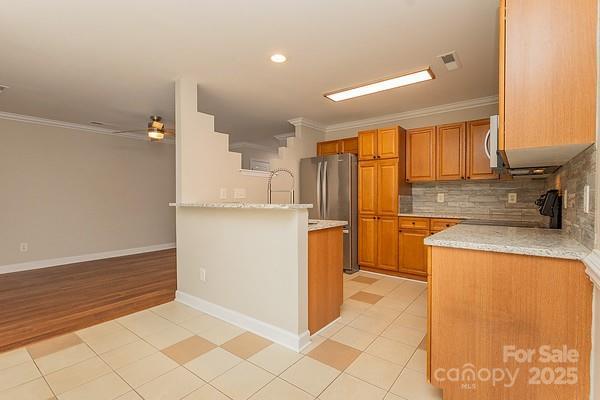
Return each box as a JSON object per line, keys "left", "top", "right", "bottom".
{"left": 300, "top": 153, "right": 358, "bottom": 273}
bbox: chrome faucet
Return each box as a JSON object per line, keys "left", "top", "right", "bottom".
{"left": 267, "top": 168, "right": 295, "bottom": 204}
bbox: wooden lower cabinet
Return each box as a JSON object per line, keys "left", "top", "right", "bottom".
{"left": 360, "top": 216, "right": 460, "bottom": 278}
{"left": 398, "top": 229, "right": 429, "bottom": 276}
{"left": 358, "top": 215, "right": 377, "bottom": 268}
{"left": 428, "top": 246, "right": 593, "bottom": 399}
{"left": 308, "top": 227, "right": 343, "bottom": 334}
{"left": 358, "top": 215, "right": 398, "bottom": 271}
{"left": 376, "top": 217, "right": 398, "bottom": 271}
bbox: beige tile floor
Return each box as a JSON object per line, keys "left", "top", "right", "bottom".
{"left": 0, "top": 271, "right": 442, "bottom": 400}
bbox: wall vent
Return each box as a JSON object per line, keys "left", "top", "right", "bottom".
{"left": 438, "top": 51, "right": 461, "bottom": 71}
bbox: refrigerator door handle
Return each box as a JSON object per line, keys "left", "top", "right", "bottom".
{"left": 316, "top": 161, "right": 322, "bottom": 219}
{"left": 322, "top": 160, "right": 328, "bottom": 217}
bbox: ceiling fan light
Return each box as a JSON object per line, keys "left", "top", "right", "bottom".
{"left": 149, "top": 120, "right": 164, "bottom": 130}
{"left": 147, "top": 128, "right": 165, "bottom": 140}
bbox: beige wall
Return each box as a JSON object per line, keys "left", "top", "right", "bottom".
{"left": 0, "top": 118, "right": 175, "bottom": 267}
{"left": 176, "top": 208, "right": 309, "bottom": 348}
{"left": 176, "top": 79, "right": 270, "bottom": 203}
{"left": 323, "top": 103, "right": 498, "bottom": 140}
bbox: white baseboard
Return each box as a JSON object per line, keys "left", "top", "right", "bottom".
{"left": 0, "top": 243, "right": 176, "bottom": 274}
{"left": 176, "top": 290, "right": 310, "bottom": 352}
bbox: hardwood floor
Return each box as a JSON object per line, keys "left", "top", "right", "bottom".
{"left": 0, "top": 249, "right": 176, "bottom": 352}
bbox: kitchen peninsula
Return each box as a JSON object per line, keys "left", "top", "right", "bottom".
{"left": 171, "top": 202, "right": 345, "bottom": 351}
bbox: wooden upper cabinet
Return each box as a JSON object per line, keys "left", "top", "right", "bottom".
{"left": 358, "top": 215, "right": 377, "bottom": 268}
{"left": 358, "top": 130, "right": 378, "bottom": 160}
{"left": 317, "top": 140, "right": 340, "bottom": 156}
{"left": 398, "top": 229, "right": 428, "bottom": 277}
{"left": 436, "top": 123, "right": 465, "bottom": 181}
{"left": 377, "top": 217, "right": 399, "bottom": 271}
{"left": 406, "top": 127, "right": 435, "bottom": 182}
{"left": 341, "top": 137, "right": 358, "bottom": 154}
{"left": 317, "top": 137, "right": 358, "bottom": 156}
{"left": 358, "top": 161, "right": 377, "bottom": 215}
{"left": 376, "top": 159, "right": 398, "bottom": 216}
{"left": 377, "top": 127, "right": 400, "bottom": 159}
{"left": 466, "top": 119, "right": 498, "bottom": 180}
{"left": 501, "top": 0, "right": 596, "bottom": 164}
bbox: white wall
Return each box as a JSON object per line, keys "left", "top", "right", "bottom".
{"left": 176, "top": 208, "right": 309, "bottom": 348}
{"left": 176, "top": 78, "right": 269, "bottom": 203}
{"left": 0, "top": 118, "right": 175, "bottom": 268}
{"left": 175, "top": 78, "right": 323, "bottom": 204}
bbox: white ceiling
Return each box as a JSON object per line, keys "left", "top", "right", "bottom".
{"left": 0, "top": 0, "right": 499, "bottom": 143}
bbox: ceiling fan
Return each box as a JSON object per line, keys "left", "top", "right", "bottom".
{"left": 113, "top": 116, "right": 175, "bottom": 141}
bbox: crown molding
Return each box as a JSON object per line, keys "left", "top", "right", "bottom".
{"left": 0, "top": 111, "right": 174, "bottom": 144}
{"left": 324, "top": 95, "right": 499, "bottom": 133}
{"left": 273, "top": 132, "right": 295, "bottom": 140}
{"left": 287, "top": 117, "right": 326, "bottom": 131}
{"left": 229, "top": 141, "right": 274, "bottom": 152}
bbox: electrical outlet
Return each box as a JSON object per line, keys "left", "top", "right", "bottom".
{"left": 584, "top": 185, "right": 590, "bottom": 213}
{"left": 508, "top": 193, "right": 517, "bottom": 204}
{"left": 19, "top": 242, "right": 28, "bottom": 252}
{"left": 563, "top": 190, "right": 568, "bottom": 209}
{"left": 199, "top": 268, "right": 206, "bottom": 282}
{"left": 437, "top": 193, "right": 445, "bottom": 203}
{"left": 233, "top": 188, "right": 246, "bottom": 199}
{"left": 219, "top": 188, "right": 227, "bottom": 200}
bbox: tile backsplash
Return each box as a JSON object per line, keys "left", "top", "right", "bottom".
{"left": 545, "top": 144, "right": 596, "bottom": 249}
{"left": 408, "top": 179, "right": 549, "bottom": 226}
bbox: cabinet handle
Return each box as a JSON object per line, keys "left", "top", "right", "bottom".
{"left": 467, "top": 176, "right": 471, "bottom": 179}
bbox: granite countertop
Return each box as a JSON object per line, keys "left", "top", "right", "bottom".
{"left": 398, "top": 212, "right": 545, "bottom": 228}
{"left": 424, "top": 224, "right": 591, "bottom": 260}
{"left": 308, "top": 220, "right": 347, "bottom": 232}
{"left": 169, "top": 202, "right": 313, "bottom": 209}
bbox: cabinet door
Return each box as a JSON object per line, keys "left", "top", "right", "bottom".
{"left": 358, "top": 161, "right": 377, "bottom": 215}
{"left": 377, "top": 127, "right": 399, "bottom": 159}
{"left": 436, "top": 123, "right": 465, "bottom": 181}
{"left": 376, "top": 159, "right": 398, "bottom": 216}
{"left": 503, "top": 0, "right": 596, "bottom": 152}
{"left": 406, "top": 127, "right": 435, "bottom": 182}
{"left": 341, "top": 137, "right": 358, "bottom": 154}
{"left": 317, "top": 140, "right": 340, "bottom": 156}
{"left": 377, "top": 217, "right": 398, "bottom": 271}
{"left": 466, "top": 119, "right": 499, "bottom": 180}
{"left": 398, "top": 229, "right": 428, "bottom": 276}
{"left": 358, "top": 215, "right": 377, "bottom": 267}
{"left": 358, "top": 130, "right": 378, "bottom": 160}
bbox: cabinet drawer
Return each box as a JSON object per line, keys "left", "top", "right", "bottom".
{"left": 398, "top": 217, "right": 430, "bottom": 230}
{"left": 430, "top": 218, "right": 460, "bottom": 232}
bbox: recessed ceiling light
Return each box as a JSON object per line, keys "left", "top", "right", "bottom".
{"left": 0, "top": 85, "right": 9, "bottom": 94}
{"left": 325, "top": 67, "right": 435, "bottom": 102}
{"left": 270, "top": 54, "right": 287, "bottom": 63}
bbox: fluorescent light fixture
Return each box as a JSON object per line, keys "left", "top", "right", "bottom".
{"left": 325, "top": 68, "right": 435, "bottom": 102}
{"left": 270, "top": 54, "right": 287, "bottom": 63}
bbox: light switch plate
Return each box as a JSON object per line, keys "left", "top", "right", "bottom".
{"left": 584, "top": 185, "right": 590, "bottom": 213}
{"left": 219, "top": 188, "right": 227, "bottom": 200}
{"left": 508, "top": 193, "right": 517, "bottom": 204}
{"left": 563, "top": 190, "right": 568, "bottom": 209}
{"left": 199, "top": 268, "right": 206, "bottom": 282}
{"left": 19, "top": 243, "right": 28, "bottom": 252}
{"left": 437, "top": 193, "right": 445, "bottom": 203}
